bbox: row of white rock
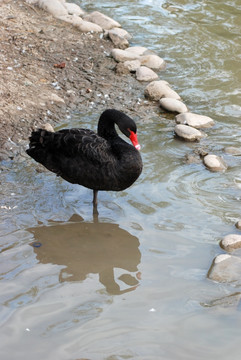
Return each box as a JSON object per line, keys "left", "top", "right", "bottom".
{"left": 26, "top": 0, "right": 228, "bottom": 173}
{"left": 26, "top": 0, "right": 131, "bottom": 34}
{"left": 110, "top": 39, "right": 241, "bottom": 286}
{"left": 112, "top": 43, "right": 241, "bottom": 286}
{"left": 208, "top": 225, "right": 241, "bottom": 284}
{"left": 111, "top": 46, "right": 228, "bottom": 172}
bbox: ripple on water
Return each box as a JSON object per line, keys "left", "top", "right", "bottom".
{"left": 1, "top": 1, "right": 241, "bottom": 359}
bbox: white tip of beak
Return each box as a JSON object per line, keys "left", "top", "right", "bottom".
{"left": 135, "top": 144, "right": 141, "bottom": 151}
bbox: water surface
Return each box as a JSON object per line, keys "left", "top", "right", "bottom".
{"left": 1, "top": 1, "right": 241, "bottom": 359}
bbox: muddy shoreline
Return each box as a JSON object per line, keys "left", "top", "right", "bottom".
{"left": 0, "top": 0, "right": 160, "bottom": 160}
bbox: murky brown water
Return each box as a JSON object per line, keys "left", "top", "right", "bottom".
{"left": 1, "top": 1, "right": 241, "bottom": 359}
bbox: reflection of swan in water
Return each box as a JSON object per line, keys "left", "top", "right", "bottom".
{"left": 28, "top": 215, "right": 141, "bottom": 295}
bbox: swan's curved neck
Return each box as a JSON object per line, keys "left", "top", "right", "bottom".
{"left": 97, "top": 111, "right": 119, "bottom": 140}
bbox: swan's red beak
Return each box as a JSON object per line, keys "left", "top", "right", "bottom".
{"left": 129, "top": 130, "right": 141, "bottom": 151}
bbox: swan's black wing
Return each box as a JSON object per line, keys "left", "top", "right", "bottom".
{"left": 56, "top": 128, "right": 113, "bottom": 164}
{"left": 26, "top": 128, "right": 119, "bottom": 190}
{"left": 27, "top": 128, "right": 113, "bottom": 163}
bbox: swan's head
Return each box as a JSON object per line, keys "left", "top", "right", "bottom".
{"left": 115, "top": 111, "right": 141, "bottom": 151}
{"left": 99, "top": 109, "right": 141, "bottom": 150}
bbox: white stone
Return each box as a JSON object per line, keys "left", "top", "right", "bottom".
{"left": 25, "top": 0, "right": 38, "bottom": 4}
{"left": 174, "top": 124, "right": 203, "bottom": 141}
{"left": 214, "top": 254, "right": 232, "bottom": 264}
{"left": 140, "top": 54, "right": 166, "bottom": 70}
{"left": 123, "top": 60, "right": 141, "bottom": 72}
{"left": 203, "top": 154, "right": 227, "bottom": 172}
{"left": 160, "top": 98, "right": 188, "bottom": 113}
{"left": 59, "top": 15, "right": 103, "bottom": 32}
{"left": 109, "top": 27, "right": 132, "bottom": 40}
{"left": 108, "top": 28, "right": 131, "bottom": 49}
{"left": 111, "top": 48, "right": 139, "bottom": 62}
{"left": 220, "top": 234, "right": 241, "bottom": 252}
{"left": 208, "top": 254, "right": 241, "bottom": 283}
{"left": 175, "top": 112, "right": 215, "bottom": 128}
{"left": 49, "top": 93, "right": 65, "bottom": 104}
{"left": 83, "top": 11, "right": 121, "bottom": 30}
{"left": 58, "top": 14, "right": 75, "bottom": 23}
{"left": 136, "top": 66, "right": 158, "bottom": 82}
{"left": 144, "top": 80, "right": 181, "bottom": 101}
{"left": 38, "top": 0, "right": 68, "bottom": 17}
{"left": 125, "top": 46, "right": 149, "bottom": 56}
{"left": 63, "top": 3, "right": 85, "bottom": 16}
{"left": 74, "top": 19, "right": 102, "bottom": 33}
{"left": 42, "top": 123, "right": 54, "bottom": 132}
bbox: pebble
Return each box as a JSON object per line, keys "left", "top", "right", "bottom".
{"left": 111, "top": 48, "right": 139, "bottom": 62}
{"left": 76, "top": 19, "right": 103, "bottom": 33}
{"left": 49, "top": 93, "right": 65, "bottom": 104}
{"left": 108, "top": 28, "right": 131, "bottom": 49}
{"left": 83, "top": 11, "right": 121, "bottom": 30}
{"left": 207, "top": 254, "right": 241, "bottom": 283}
{"left": 123, "top": 59, "right": 141, "bottom": 72}
{"left": 38, "top": 0, "right": 68, "bottom": 18}
{"left": 42, "top": 123, "right": 54, "bottom": 132}
{"left": 160, "top": 98, "right": 188, "bottom": 113}
{"left": 136, "top": 66, "right": 158, "bottom": 82}
{"left": 220, "top": 234, "right": 241, "bottom": 252}
{"left": 139, "top": 54, "right": 166, "bottom": 70}
{"left": 175, "top": 112, "right": 215, "bottom": 129}
{"left": 144, "top": 80, "right": 181, "bottom": 101}
{"left": 174, "top": 124, "right": 204, "bottom": 141}
{"left": 63, "top": 2, "right": 85, "bottom": 16}
{"left": 108, "top": 27, "right": 132, "bottom": 40}
{"left": 59, "top": 15, "right": 103, "bottom": 33}
{"left": 115, "top": 62, "right": 130, "bottom": 75}
{"left": 111, "top": 46, "right": 154, "bottom": 63}
{"left": 203, "top": 154, "right": 227, "bottom": 172}
{"left": 125, "top": 46, "right": 149, "bottom": 56}
{"left": 235, "top": 220, "right": 241, "bottom": 230}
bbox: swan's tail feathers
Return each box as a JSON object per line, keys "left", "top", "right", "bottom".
{"left": 26, "top": 129, "right": 56, "bottom": 166}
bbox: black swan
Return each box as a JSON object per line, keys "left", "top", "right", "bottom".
{"left": 26, "top": 109, "right": 143, "bottom": 212}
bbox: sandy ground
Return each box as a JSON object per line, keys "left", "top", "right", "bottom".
{"left": 0, "top": 0, "right": 159, "bottom": 160}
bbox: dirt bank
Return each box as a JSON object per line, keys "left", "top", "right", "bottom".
{"left": 0, "top": 0, "right": 159, "bottom": 160}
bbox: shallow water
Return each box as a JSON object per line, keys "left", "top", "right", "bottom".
{"left": 1, "top": 1, "right": 241, "bottom": 359}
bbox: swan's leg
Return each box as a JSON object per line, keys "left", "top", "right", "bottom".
{"left": 93, "top": 190, "right": 99, "bottom": 215}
